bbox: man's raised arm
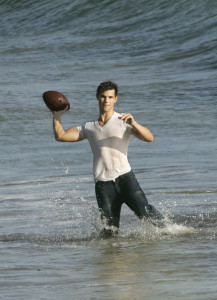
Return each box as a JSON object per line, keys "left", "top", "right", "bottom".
{"left": 53, "top": 111, "right": 83, "bottom": 142}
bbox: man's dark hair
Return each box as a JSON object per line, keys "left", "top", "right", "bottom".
{"left": 96, "top": 81, "right": 118, "bottom": 97}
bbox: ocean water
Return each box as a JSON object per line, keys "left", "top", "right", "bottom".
{"left": 0, "top": 0, "right": 217, "bottom": 299}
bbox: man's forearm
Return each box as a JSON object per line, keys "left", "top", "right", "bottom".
{"left": 119, "top": 113, "right": 154, "bottom": 142}
{"left": 53, "top": 115, "right": 66, "bottom": 141}
{"left": 131, "top": 121, "right": 154, "bottom": 142}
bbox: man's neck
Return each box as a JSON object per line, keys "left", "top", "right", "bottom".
{"left": 98, "top": 110, "right": 115, "bottom": 126}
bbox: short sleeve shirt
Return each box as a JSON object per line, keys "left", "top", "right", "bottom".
{"left": 77, "top": 112, "right": 132, "bottom": 182}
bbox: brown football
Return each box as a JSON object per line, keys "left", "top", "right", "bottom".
{"left": 42, "top": 91, "right": 70, "bottom": 111}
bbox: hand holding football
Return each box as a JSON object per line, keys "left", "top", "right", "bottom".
{"left": 42, "top": 91, "right": 70, "bottom": 111}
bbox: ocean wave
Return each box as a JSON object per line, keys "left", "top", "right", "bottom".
{"left": 1, "top": 0, "right": 217, "bottom": 86}
{"left": 1, "top": 0, "right": 217, "bottom": 43}
{"left": 1, "top": 0, "right": 216, "bottom": 72}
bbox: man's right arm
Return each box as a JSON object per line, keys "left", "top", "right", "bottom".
{"left": 53, "top": 111, "right": 83, "bottom": 142}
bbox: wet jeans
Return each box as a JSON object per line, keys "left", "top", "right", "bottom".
{"left": 95, "top": 170, "right": 162, "bottom": 235}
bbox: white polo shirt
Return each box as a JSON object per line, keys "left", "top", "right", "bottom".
{"left": 77, "top": 112, "right": 132, "bottom": 182}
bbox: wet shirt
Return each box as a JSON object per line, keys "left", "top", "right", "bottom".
{"left": 77, "top": 112, "right": 132, "bottom": 182}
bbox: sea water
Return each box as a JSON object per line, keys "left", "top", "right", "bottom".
{"left": 0, "top": 0, "right": 217, "bottom": 299}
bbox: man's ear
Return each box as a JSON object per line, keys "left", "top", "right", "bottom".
{"left": 114, "top": 96, "right": 118, "bottom": 103}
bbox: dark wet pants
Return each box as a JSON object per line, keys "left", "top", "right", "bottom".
{"left": 95, "top": 170, "right": 162, "bottom": 236}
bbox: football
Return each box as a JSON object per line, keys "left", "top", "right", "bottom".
{"left": 42, "top": 90, "right": 70, "bottom": 111}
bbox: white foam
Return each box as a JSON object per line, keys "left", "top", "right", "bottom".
{"left": 160, "top": 222, "right": 194, "bottom": 236}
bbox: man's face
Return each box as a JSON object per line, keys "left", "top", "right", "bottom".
{"left": 97, "top": 89, "right": 118, "bottom": 113}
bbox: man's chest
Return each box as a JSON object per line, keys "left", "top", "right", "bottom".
{"left": 87, "top": 123, "right": 126, "bottom": 142}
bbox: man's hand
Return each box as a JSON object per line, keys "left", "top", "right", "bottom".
{"left": 119, "top": 113, "right": 136, "bottom": 126}
{"left": 52, "top": 106, "right": 69, "bottom": 118}
{"left": 119, "top": 112, "right": 154, "bottom": 142}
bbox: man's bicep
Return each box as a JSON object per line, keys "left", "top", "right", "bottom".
{"left": 63, "top": 126, "right": 84, "bottom": 142}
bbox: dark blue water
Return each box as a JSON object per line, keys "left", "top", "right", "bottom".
{"left": 1, "top": 0, "right": 217, "bottom": 299}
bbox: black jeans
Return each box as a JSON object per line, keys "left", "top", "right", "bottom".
{"left": 95, "top": 171, "right": 161, "bottom": 233}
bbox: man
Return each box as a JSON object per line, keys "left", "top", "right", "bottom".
{"left": 53, "top": 81, "right": 162, "bottom": 237}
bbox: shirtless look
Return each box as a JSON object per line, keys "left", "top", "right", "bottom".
{"left": 53, "top": 81, "right": 162, "bottom": 237}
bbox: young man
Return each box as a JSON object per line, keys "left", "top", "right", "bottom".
{"left": 53, "top": 81, "right": 162, "bottom": 237}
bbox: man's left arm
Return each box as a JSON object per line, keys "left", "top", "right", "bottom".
{"left": 119, "top": 113, "right": 154, "bottom": 142}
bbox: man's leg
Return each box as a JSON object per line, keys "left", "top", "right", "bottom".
{"left": 117, "top": 171, "right": 163, "bottom": 220}
{"left": 95, "top": 181, "right": 122, "bottom": 237}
